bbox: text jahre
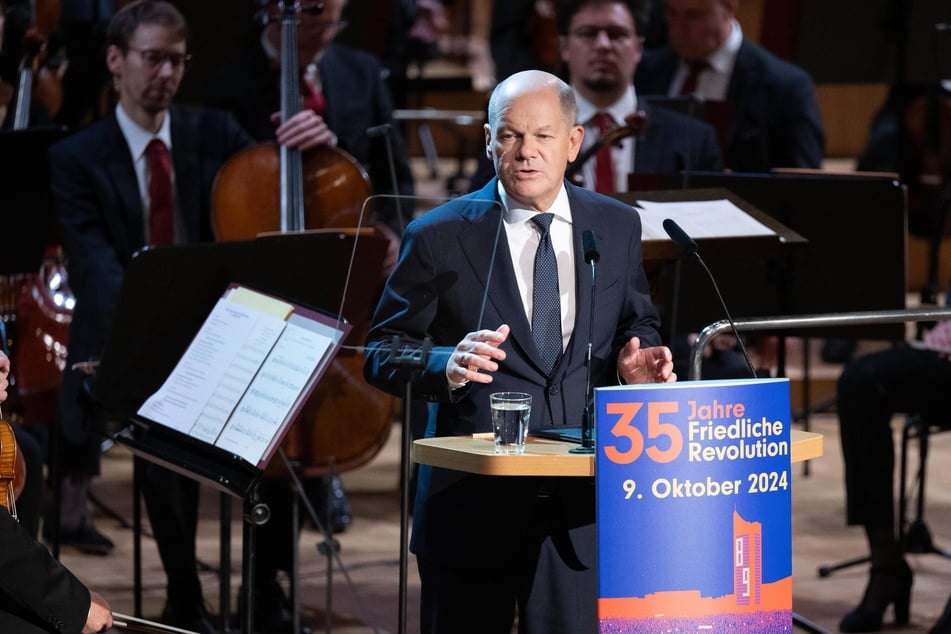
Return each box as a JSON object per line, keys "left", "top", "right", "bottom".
{"left": 687, "top": 399, "right": 745, "bottom": 420}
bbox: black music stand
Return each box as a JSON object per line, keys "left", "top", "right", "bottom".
{"left": 622, "top": 172, "right": 907, "bottom": 340}
{"left": 93, "top": 230, "right": 387, "bottom": 633}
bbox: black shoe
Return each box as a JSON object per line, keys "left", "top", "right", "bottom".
{"left": 160, "top": 603, "right": 218, "bottom": 634}
{"left": 931, "top": 594, "right": 951, "bottom": 634}
{"left": 839, "top": 563, "right": 913, "bottom": 632}
{"left": 309, "top": 475, "right": 352, "bottom": 534}
{"left": 52, "top": 524, "right": 115, "bottom": 556}
{"left": 238, "top": 581, "right": 313, "bottom": 634}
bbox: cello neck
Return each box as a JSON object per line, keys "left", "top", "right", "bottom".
{"left": 279, "top": 1, "right": 306, "bottom": 233}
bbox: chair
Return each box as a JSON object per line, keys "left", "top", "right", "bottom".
{"left": 817, "top": 414, "right": 951, "bottom": 577}
{"left": 897, "top": 415, "right": 951, "bottom": 560}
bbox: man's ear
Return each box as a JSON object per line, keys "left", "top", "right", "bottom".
{"left": 106, "top": 45, "right": 124, "bottom": 77}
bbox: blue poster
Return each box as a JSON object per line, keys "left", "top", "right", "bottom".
{"left": 596, "top": 378, "right": 792, "bottom": 633}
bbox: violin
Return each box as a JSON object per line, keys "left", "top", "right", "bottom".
{"left": 0, "top": 414, "right": 26, "bottom": 520}
{"left": 566, "top": 111, "right": 648, "bottom": 186}
{"left": 211, "top": 1, "right": 396, "bottom": 478}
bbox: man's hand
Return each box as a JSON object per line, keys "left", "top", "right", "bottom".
{"left": 617, "top": 337, "right": 676, "bottom": 384}
{"left": 83, "top": 591, "right": 113, "bottom": 634}
{"left": 447, "top": 325, "right": 510, "bottom": 385}
{"left": 272, "top": 110, "right": 337, "bottom": 151}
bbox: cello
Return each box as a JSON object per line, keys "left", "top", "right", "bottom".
{"left": 210, "top": 1, "right": 396, "bottom": 478}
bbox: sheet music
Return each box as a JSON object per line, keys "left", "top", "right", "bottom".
{"left": 135, "top": 285, "right": 347, "bottom": 469}
{"left": 215, "top": 319, "right": 333, "bottom": 464}
{"left": 137, "top": 298, "right": 286, "bottom": 437}
{"left": 634, "top": 199, "right": 775, "bottom": 241}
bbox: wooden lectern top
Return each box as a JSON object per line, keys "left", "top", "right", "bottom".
{"left": 413, "top": 429, "right": 822, "bottom": 477}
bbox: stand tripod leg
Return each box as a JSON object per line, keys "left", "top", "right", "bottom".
{"left": 794, "top": 611, "right": 831, "bottom": 633}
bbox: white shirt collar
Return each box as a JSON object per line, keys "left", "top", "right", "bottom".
{"left": 707, "top": 18, "right": 742, "bottom": 75}
{"left": 115, "top": 103, "right": 173, "bottom": 161}
{"left": 497, "top": 180, "right": 573, "bottom": 226}
{"left": 575, "top": 84, "right": 638, "bottom": 127}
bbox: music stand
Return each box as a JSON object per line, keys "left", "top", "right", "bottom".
{"left": 93, "top": 230, "right": 387, "bottom": 633}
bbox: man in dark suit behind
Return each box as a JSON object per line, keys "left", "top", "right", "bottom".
{"left": 0, "top": 351, "right": 114, "bottom": 634}
{"left": 364, "top": 70, "right": 676, "bottom": 633}
{"left": 634, "top": 0, "right": 824, "bottom": 172}
{"left": 49, "top": 1, "right": 328, "bottom": 631}
{"left": 557, "top": 0, "right": 722, "bottom": 192}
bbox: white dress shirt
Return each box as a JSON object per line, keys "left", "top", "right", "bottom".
{"left": 575, "top": 85, "right": 638, "bottom": 193}
{"left": 669, "top": 19, "right": 743, "bottom": 101}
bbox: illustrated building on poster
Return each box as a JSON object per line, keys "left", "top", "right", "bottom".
{"left": 595, "top": 378, "right": 793, "bottom": 634}
{"left": 735, "top": 510, "right": 762, "bottom": 607}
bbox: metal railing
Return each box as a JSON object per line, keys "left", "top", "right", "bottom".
{"left": 688, "top": 307, "right": 951, "bottom": 380}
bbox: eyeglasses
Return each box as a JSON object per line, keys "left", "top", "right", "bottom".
{"left": 127, "top": 47, "right": 193, "bottom": 71}
{"left": 570, "top": 25, "right": 636, "bottom": 45}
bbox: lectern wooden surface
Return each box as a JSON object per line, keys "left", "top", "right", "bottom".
{"left": 413, "top": 429, "right": 822, "bottom": 477}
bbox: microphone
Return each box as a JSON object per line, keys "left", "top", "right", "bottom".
{"left": 571, "top": 230, "right": 599, "bottom": 454}
{"left": 366, "top": 123, "right": 392, "bottom": 138}
{"left": 662, "top": 219, "right": 757, "bottom": 379}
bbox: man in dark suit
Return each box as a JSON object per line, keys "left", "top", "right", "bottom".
{"left": 0, "top": 351, "right": 114, "bottom": 634}
{"left": 364, "top": 69, "right": 676, "bottom": 633}
{"left": 49, "top": 1, "right": 328, "bottom": 631}
{"left": 205, "top": 0, "right": 414, "bottom": 236}
{"left": 558, "top": 0, "right": 721, "bottom": 191}
{"left": 634, "top": 0, "right": 824, "bottom": 172}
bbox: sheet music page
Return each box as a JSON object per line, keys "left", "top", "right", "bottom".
{"left": 137, "top": 297, "right": 286, "bottom": 438}
{"left": 214, "top": 317, "right": 333, "bottom": 465}
{"left": 634, "top": 199, "right": 775, "bottom": 241}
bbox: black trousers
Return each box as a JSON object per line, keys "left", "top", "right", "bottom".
{"left": 837, "top": 344, "right": 951, "bottom": 529}
{"left": 416, "top": 496, "right": 597, "bottom": 634}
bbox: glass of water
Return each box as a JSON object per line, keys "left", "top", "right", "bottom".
{"left": 490, "top": 392, "right": 532, "bottom": 454}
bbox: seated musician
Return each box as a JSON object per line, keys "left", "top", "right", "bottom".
{"left": 205, "top": 3, "right": 417, "bottom": 629}
{"left": 835, "top": 322, "right": 951, "bottom": 634}
{"left": 634, "top": 0, "right": 825, "bottom": 173}
{"left": 0, "top": 350, "right": 114, "bottom": 634}
{"left": 48, "top": 1, "right": 328, "bottom": 631}
{"left": 558, "top": 0, "right": 722, "bottom": 193}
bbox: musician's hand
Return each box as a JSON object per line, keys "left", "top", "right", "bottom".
{"left": 617, "top": 337, "right": 676, "bottom": 384}
{"left": 271, "top": 110, "right": 337, "bottom": 152}
{"left": 83, "top": 591, "right": 113, "bottom": 633}
{"left": 0, "top": 351, "right": 9, "bottom": 404}
{"left": 447, "top": 325, "right": 509, "bottom": 386}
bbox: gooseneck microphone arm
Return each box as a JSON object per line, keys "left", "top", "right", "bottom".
{"left": 573, "top": 230, "right": 600, "bottom": 453}
{"left": 662, "top": 218, "right": 757, "bottom": 379}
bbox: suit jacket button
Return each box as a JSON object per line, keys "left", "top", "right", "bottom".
{"left": 548, "top": 385, "right": 558, "bottom": 395}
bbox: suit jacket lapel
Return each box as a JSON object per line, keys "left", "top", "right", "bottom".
{"left": 634, "top": 103, "right": 662, "bottom": 173}
{"left": 170, "top": 107, "right": 202, "bottom": 242}
{"left": 561, "top": 184, "right": 596, "bottom": 377}
{"left": 101, "top": 114, "right": 146, "bottom": 253}
{"left": 458, "top": 181, "right": 546, "bottom": 372}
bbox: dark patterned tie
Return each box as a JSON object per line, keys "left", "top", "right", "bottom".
{"left": 531, "top": 213, "right": 562, "bottom": 374}
{"left": 145, "top": 138, "right": 173, "bottom": 245}
{"left": 679, "top": 59, "right": 710, "bottom": 96}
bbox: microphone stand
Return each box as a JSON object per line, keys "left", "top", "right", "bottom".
{"left": 570, "top": 246, "right": 597, "bottom": 454}
{"left": 386, "top": 335, "right": 432, "bottom": 634}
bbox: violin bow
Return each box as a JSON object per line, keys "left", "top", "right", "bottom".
{"left": 111, "top": 612, "right": 201, "bottom": 634}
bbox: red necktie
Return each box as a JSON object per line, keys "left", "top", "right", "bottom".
{"left": 145, "top": 138, "right": 174, "bottom": 246}
{"left": 679, "top": 59, "right": 710, "bottom": 96}
{"left": 591, "top": 112, "right": 615, "bottom": 193}
{"left": 302, "top": 75, "right": 326, "bottom": 116}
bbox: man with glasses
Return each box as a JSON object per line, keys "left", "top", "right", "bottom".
{"left": 48, "top": 1, "right": 328, "bottom": 631}
{"left": 558, "top": 0, "right": 722, "bottom": 192}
